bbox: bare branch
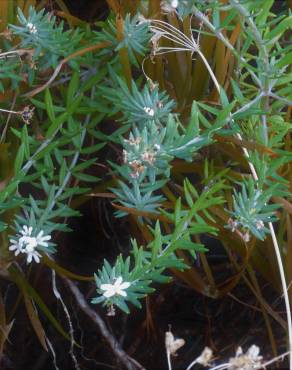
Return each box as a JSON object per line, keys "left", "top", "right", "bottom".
{"left": 63, "top": 277, "right": 146, "bottom": 370}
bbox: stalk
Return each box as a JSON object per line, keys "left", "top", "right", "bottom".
{"left": 149, "top": 8, "right": 292, "bottom": 368}
{"left": 193, "top": 7, "right": 292, "bottom": 369}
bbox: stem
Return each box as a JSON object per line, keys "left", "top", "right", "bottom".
{"left": 166, "top": 351, "right": 172, "bottom": 370}
{"left": 192, "top": 6, "right": 262, "bottom": 88}
{"left": 229, "top": 0, "right": 270, "bottom": 145}
{"left": 39, "top": 87, "right": 95, "bottom": 226}
{"left": 197, "top": 49, "right": 220, "bottom": 93}
{"left": 231, "top": 92, "right": 264, "bottom": 118}
{"left": 269, "top": 223, "right": 292, "bottom": 369}
{"left": 269, "top": 93, "right": 292, "bottom": 107}
{"left": 0, "top": 108, "right": 19, "bottom": 114}
{"left": 192, "top": 7, "right": 292, "bottom": 367}
{"left": 63, "top": 277, "right": 145, "bottom": 370}
{"left": 236, "top": 130, "right": 292, "bottom": 369}
{"left": 186, "top": 358, "right": 198, "bottom": 370}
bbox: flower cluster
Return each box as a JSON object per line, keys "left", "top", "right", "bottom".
{"left": 143, "top": 106, "right": 155, "bottom": 117}
{"left": 100, "top": 277, "right": 131, "bottom": 298}
{"left": 26, "top": 22, "right": 37, "bottom": 34}
{"left": 9, "top": 225, "right": 51, "bottom": 264}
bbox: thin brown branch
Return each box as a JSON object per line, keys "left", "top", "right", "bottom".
{"left": 63, "top": 277, "right": 146, "bottom": 370}
{"left": 23, "top": 41, "right": 111, "bottom": 98}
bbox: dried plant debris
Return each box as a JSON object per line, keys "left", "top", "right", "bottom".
{"left": 165, "top": 329, "right": 185, "bottom": 357}
{"left": 187, "top": 345, "right": 289, "bottom": 370}
{"left": 165, "top": 329, "right": 185, "bottom": 370}
{"left": 228, "top": 345, "right": 263, "bottom": 370}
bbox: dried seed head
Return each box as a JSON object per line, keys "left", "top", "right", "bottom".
{"left": 229, "top": 345, "right": 262, "bottom": 370}
{"left": 141, "top": 151, "right": 156, "bottom": 165}
{"left": 242, "top": 232, "right": 251, "bottom": 243}
{"left": 227, "top": 218, "right": 238, "bottom": 232}
{"left": 165, "top": 330, "right": 185, "bottom": 357}
{"left": 148, "top": 79, "right": 158, "bottom": 92}
{"left": 197, "top": 347, "right": 213, "bottom": 366}
{"left": 107, "top": 304, "right": 116, "bottom": 316}
{"left": 20, "top": 106, "right": 35, "bottom": 125}
{"left": 256, "top": 220, "right": 264, "bottom": 230}
{"left": 124, "top": 137, "right": 142, "bottom": 146}
{"left": 129, "top": 160, "right": 145, "bottom": 178}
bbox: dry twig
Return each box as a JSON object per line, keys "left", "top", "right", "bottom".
{"left": 63, "top": 277, "right": 146, "bottom": 370}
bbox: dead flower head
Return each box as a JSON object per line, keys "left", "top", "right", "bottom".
{"left": 197, "top": 347, "right": 213, "bottom": 367}
{"left": 129, "top": 160, "right": 145, "bottom": 178}
{"left": 228, "top": 218, "right": 238, "bottom": 232}
{"left": 20, "top": 106, "right": 35, "bottom": 125}
{"left": 165, "top": 329, "right": 185, "bottom": 357}
{"left": 229, "top": 345, "right": 263, "bottom": 370}
{"left": 242, "top": 231, "right": 251, "bottom": 243}
{"left": 255, "top": 220, "right": 264, "bottom": 230}
{"left": 141, "top": 150, "right": 156, "bottom": 165}
{"left": 150, "top": 19, "right": 199, "bottom": 59}
{"left": 124, "top": 137, "right": 142, "bottom": 146}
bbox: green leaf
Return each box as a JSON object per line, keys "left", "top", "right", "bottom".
{"left": 14, "top": 143, "right": 25, "bottom": 173}
{"left": 73, "top": 158, "right": 97, "bottom": 172}
{"left": 66, "top": 71, "right": 80, "bottom": 106}
{"left": 45, "top": 112, "right": 69, "bottom": 138}
{"left": 73, "top": 172, "right": 100, "bottom": 182}
{"left": 45, "top": 88, "right": 56, "bottom": 123}
{"left": 267, "top": 16, "right": 292, "bottom": 42}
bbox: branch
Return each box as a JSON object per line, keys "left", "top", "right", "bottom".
{"left": 23, "top": 41, "right": 110, "bottom": 98}
{"left": 192, "top": 6, "right": 262, "bottom": 88}
{"left": 63, "top": 277, "right": 146, "bottom": 370}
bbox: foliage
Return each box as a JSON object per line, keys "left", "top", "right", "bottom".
{"left": 95, "top": 13, "right": 151, "bottom": 67}
{"left": 0, "top": 0, "right": 292, "bottom": 367}
{"left": 228, "top": 178, "right": 279, "bottom": 240}
{"left": 100, "top": 76, "right": 176, "bottom": 126}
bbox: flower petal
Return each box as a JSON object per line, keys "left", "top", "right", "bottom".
{"left": 120, "top": 282, "right": 130, "bottom": 290}
{"left": 103, "top": 289, "right": 115, "bottom": 298}
{"left": 32, "top": 253, "right": 41, "bottom": 263}
{"left": 37, "top": 230, "right": 44, "bottom": 238}
{"left": 27, "top": 254, "right": 33, "bottom": 264}
{"left": 100, "top": 284, "right": 113, "bottom": 291}
{"left": 114, "top": 277, "right": 123, "bottom": 287}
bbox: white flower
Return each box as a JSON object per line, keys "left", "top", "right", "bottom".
{"left": 27, "top": 22, "right": 37, "bottom": 34}
{"left": 25, "top": 243, "right": 42, "bottom": 264}
{"left": 143, "top": 106, "right": 155, "bottom": 117}
{"left": 36, "top": 230, "right": 51, "bottom": 247}
{"left": 9, "top": 238, "right": 25, "bottom": 256}
{"left": 9, "top": 225, "right": 51, "bottom": 264}
{"left": 171, "top": 0, "right": 178, "bottom": 8}
{"left": 100, "top": 277, "right": 131, "bottom": 298}
{"left": 20, "top": 225, "right": 33, "bottom": 236}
